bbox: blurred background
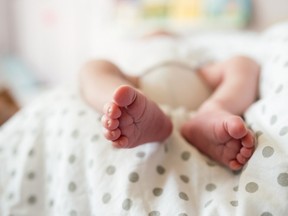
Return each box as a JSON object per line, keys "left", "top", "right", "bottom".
{"left": 0, "top": 0, "right": 288, "bottom": 125}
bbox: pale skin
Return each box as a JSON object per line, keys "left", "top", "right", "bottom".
{"left": 79, "top": 56, "right": 259, "bottom": 171}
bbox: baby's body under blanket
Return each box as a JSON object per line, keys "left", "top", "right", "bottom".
{"left": 0, "top": 85, "right": 287, "bottom": 216}
{"left": 1, "top": 23, "right": 288, "bottom": 216}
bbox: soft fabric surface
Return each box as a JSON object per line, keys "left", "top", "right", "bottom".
{"left": 1, "top": 23, "right": 288, "bottom": 216}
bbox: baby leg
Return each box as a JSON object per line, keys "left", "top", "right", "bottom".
{"left": 181, "top": 56, "right": 259, "bottom": 170}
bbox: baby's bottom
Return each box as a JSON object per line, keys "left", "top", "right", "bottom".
{"left": 102, "top": 85, "right": 255, "bottom": 171}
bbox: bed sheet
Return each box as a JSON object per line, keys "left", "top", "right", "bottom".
{"left": 0, "top": 23, "right": 288, "bottom": 216}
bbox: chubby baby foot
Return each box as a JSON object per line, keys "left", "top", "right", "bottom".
{"left": 102, "top": 85, "right": 173, "bottom": 148}
{"left": 181, "top": 111, "right": 255, "bottom": 170}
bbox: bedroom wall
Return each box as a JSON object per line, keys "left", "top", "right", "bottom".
{"left": 250, "top": 0, "right": 288, "bottom": 30}
{"left": 6, "top": 0, "right": 288, "bottom": 72}
{"left": 0, "top": 0, "right": 10, "bottom": 55}
{"left": 5, "top": 0, "right": 116, "bottom": 84}
{"left": 1, "top": 0, "right": 288, "bottom": 90}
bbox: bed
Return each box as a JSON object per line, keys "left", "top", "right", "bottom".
{"left": 0, "top": 23, "right": 288, "bottom": 216}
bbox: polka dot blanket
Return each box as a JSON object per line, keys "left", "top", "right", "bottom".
{"left": 1, "top": 24, "right": 288, "bottom": 216}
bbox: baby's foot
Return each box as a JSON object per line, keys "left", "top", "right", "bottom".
{"left": 102, "top": 85, "right": 173, "bottom": 148}
{"left": 181, "top": 111, "right": 255, "bottom": 170}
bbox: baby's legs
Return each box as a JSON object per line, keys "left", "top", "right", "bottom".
{"left": 181, "top": 56, "right": 260, "bottom": 170}
{"left": 80, "top": 60, "right": 172, "bottom": 148}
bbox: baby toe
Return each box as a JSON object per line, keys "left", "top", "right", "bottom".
{"left": 101, "top": 115, "right": 119, "bottom": 130}
{"left": 225, "top": 140, "right": 241, "bottom": 158}
{"left": 226, "top": 116, "right": 247, "bottom": 139}
{"left": 113, "top": 85, "right": 137, "bottom": 107}
{"left": 104, "top": 128, "right": 121, "bottom": 141}
{"left": 103, "top": 102, "right": 121, "bottom": 119}
{"left": 112, "top": 136, "right": 129, "bottom": 148}
{"left": 236, "top": 153, "right": 247, "bottom": 165}
{"left": 242, "top": 130, "right": 255, "bottom": 148}
{"left": 240, "top": 147, "right": 253, "bottom": 158}
{"left": 229, "top": 160, "right": 243, "bottom": 171}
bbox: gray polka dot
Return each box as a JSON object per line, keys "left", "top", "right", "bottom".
{"left": 10, "top": 170, "right": 16, "bottom": 177}
{"left": 78, "top": 110, "right": 86, "bottom": 116}
{"left": 262, "top": 146, "right": 274, "bottom": 158}
{"left": 181, "top": 151, "right": 191, "bottom": 161}
{"left": 180, "top": 175, "right": 189, "bottom": 183}
{"left": 68, "top": 182, "right": 77, "bottom": 192}
{"left": 279, "top": 126, "right": 288, "bottom": 136}
{"left": 28, "top": 149, "right": 35, "bottom": 157}
{"left": 102, "top": 193, "right": 111, "bottom": 204}
{"left": 28, "top": 195, "right": 37, "bottom": 205}
{"left": 106, "top": 165, "right": 116, "bottom": 175}
{"left": 12, "top": 148, "right": 18, "bottom": 155}
{"left": 179, "top": 192, "right": 189, "bottom": 201}
{"left": 70, "top": 210, "right": 78, "bottom": 216}
{"left": 261, "top": 212, "right": 273, "bottom": 216}
{"left": 91, "top": 134, "right": 99, "bottom": 142}
{"left": 97, "top": 116, "right": 102, "bottom": 122}
{"left": 27, "top": 172, "right": 35, "bottom": 180}
{"left": 270, "top": 115, "right": 277, "bottom": 125}
{"left": 255, "top": 131, "right": 263, "bottom": 139}
{"left": 230, "top": 201, "right": 238, "bottom": 207}
{"left": 233, "top": 186, "right": 239, "bottom": 192}
{"left": 207, "top": 160, "right": 216, "bottom": 167}
{"left": 205, "top": 183, "right": 216, "bottom": 192}
{"left": 275, "top": 84, "right": 283, "bottom": 93}
{"left": 149, "top": 211, "right": 160, "bottom": 216}
{"left": 178, "top": 214, "right": 188, "bottom": 216}
{"left": 136, "top": 151, "right": 145, "bottom": 158}
{"left": 204, "top": 200, "right": 213, "bottom": 208}
{"left": 156, "top": 165, "right": 166, "bottom": 175}
{"left": 277, "top": 173, "right": 288, "bottom": 187}
{"left": 245, "top": 182, "right": 258, "bottom": 193}
{"left": 72, "top": 130, "right": 79, "bottom": 139}
{"left": 69, "top": 155, "right": 76, "bottom": 164}
{"left": 49, "top": 199, "right": 54, "bottom": 207}
{"left": 7, "top": 193, "right": 14, "bottom": 200}
{"left": 122, "top": 198, "right": 132, "bottom": 211}
{"left": 153, "top": 188, "right": 163, "bottom": 196}
{"left": 164, "top": 144, "right": 169, "bottom": 153}
{"left": 129, "top": 172, "right": 139, "bottom": 183}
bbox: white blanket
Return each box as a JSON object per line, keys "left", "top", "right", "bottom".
{"left": 1, "top": 23, "right": 288, "bottom": 216}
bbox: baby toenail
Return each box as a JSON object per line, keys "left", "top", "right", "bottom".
{"left": 108, "top": 107, "right": 112, "bottom": 113}
{"left": 118, "top": 140, "right": 123, "bottom": 146}
{"left": 107, "top": 120, "right": 111, "bottom": 127}
{"left": 118, "top": 140, "right": 127, "bottom": 148}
